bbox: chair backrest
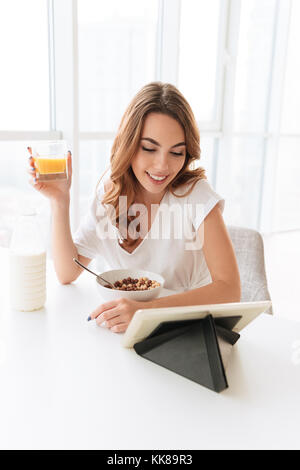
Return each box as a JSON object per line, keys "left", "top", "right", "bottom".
{"left": 227, "top": 225, "right": 273, "bottom": 314}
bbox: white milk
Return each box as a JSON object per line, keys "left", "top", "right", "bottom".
{"left": 9, "top": 251, "right": 46, "bottom": 311}
{"left": 10, "top": 209, "right": 47, "bottom": 311}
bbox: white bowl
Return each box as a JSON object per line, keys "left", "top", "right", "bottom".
{"left": 96, "top": 269, "right": 165, "bottom": 302}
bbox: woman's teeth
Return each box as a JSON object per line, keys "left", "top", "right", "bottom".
{"left": 146, "top": 172, "right": 168, "bottom": 181}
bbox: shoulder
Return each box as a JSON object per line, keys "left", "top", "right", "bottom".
{"left": 190, "top": 179, "right": 223, "bottom": 204}
{"left": 172, "top": 178, "right": 225, "bottom": 228}
{"left": 172, "top": 178, "right": 217, "bottom": 201}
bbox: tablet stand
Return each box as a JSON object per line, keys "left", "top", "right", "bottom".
{"left": 133, "top": 314, "right": 241, "bottom": 393}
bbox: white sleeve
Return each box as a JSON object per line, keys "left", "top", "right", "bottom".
{"left": 188, "top": 179, "right": 225, "bottom": 231}
{"left": 73, "top": 190, "right": 104, "bottom": 260}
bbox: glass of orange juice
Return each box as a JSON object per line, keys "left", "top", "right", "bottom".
{"left": 31, "top": 141, "right": 68, "bottom": 181}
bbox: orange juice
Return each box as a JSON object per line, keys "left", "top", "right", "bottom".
{"left": 35, "top": 157, "right": 66, "bottom": 173}
{"left": 34, "top": 157, "right": 67, "bottom": 181}
{"left": 30, "top": 141, "right": 68, "bottom": 181}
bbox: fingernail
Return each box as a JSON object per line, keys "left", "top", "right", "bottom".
{"left": 87, "top": 315, "right": 91, "bottom": 322}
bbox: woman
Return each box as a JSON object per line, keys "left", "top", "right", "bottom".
{"left": 28, "top": 82, "right": 241, "bottom": 333}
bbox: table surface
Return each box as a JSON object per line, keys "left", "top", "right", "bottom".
{"left": 0, "top": 248, "right": 300, "bottom": 450}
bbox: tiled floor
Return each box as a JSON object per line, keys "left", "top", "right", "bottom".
{"left": 263, "top": 231, "right": 300, "bottom": 322}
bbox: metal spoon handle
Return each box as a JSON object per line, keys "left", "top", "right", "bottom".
{"left": 72, "top": 258, "right": 114, "bottom": 288}
{"left": 73, "top": 258, "right": 98, "bottom": 277}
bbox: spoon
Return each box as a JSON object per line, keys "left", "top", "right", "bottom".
{"left": 72, "top": 258, "right": 115, "bottom": 288}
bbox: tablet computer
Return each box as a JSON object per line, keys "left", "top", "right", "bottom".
{"left": 122, "top": 300, "right": 272, "bottom": 348}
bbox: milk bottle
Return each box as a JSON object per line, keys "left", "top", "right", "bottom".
{"left": 9, "top": 208, "right": 46, "bottom": 311}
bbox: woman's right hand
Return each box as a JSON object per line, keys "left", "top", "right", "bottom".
{"left": 27, "top": 147, "right": 72, "bottom": 203}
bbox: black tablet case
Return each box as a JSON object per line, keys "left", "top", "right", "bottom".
{"left": 133, "top": 314, "right": 241, "bottom": 393}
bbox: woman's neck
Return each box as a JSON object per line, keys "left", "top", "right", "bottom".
{"left": 135, "top": 183, "right": 167, "bottom": 207}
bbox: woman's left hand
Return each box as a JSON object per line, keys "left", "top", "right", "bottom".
{"left": 88, "top": 298, "right": 148, "bottom": 333}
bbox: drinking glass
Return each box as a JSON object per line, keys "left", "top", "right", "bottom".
{"left": 30, "top": 140, "right": 68, "bottom": 181}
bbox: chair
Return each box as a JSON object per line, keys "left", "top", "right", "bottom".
{"left": 227, "top": 225, "right": 273, "bottom": 314}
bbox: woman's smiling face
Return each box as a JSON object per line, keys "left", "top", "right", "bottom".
{"left": 131, "top": 112, "right": 186, "bottom": 204}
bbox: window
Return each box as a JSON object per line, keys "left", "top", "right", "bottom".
{"left": 178, "top": 0, "right": 224, "bottom": 127}
{"left": 273, "top": 138, "right": 300, "bottom": 231}
{"left": 216, "top": 137, "right": 265, "bottom": 228}
{"left": 0, "top": 0, "right": 51, "bottom": 248}
{"left": 273, "top": 0, "right": 300, "bottom": 231}
{"left": 281, "top": 0, "right": 300, "bottom": 135}
{"left": 232, "top": 0, "right": 277, "bottom": 133}
{"left": 77, "top": 0, "right": 159, "bottom": 206}
{"left": 0, "top": 142, "right": 50, "bottom": 248}
{"left": 79, "top": 140, "right": 113, "bottom": 219}
{"left": 78, "top": 0, "right": 159, "bottom": 133}
{"left": 2, "top": 0, "right": 299, "bottom": 244}
{"left": 0, "top": 0, "right": 50, "bottom": 130}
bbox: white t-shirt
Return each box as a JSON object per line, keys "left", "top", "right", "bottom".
{"left": 73, "top": 178, "right": 225, "bottom": 292}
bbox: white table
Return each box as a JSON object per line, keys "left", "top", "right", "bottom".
{"left": 0, "top": 248, "right": 300, "bottom": 450}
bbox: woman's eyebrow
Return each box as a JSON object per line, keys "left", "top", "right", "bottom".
{"left": 141, "top": 137, "right": 186, "bottom": 148}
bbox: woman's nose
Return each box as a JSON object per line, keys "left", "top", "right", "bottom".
{"left": 153, "top": 152, "right": 169, "bottom": 171}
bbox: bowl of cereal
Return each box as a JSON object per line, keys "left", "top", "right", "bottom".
{"left": 96, "top": 269, "right": 165, "bottom": 301}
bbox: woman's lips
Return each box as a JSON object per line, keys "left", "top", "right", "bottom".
{"left": 145, "top": 171, "right": 169, "bottom": 185}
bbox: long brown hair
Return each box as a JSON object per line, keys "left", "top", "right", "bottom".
{"left": 97, "top": 81, "right": 206, "bottom": 249}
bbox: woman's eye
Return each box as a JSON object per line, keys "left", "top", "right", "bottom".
{"left": 171, "top": 152, "right": 183, "bottom": 157}
{"left": 142, "top": 146, "right": 183, "bottom": 156}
